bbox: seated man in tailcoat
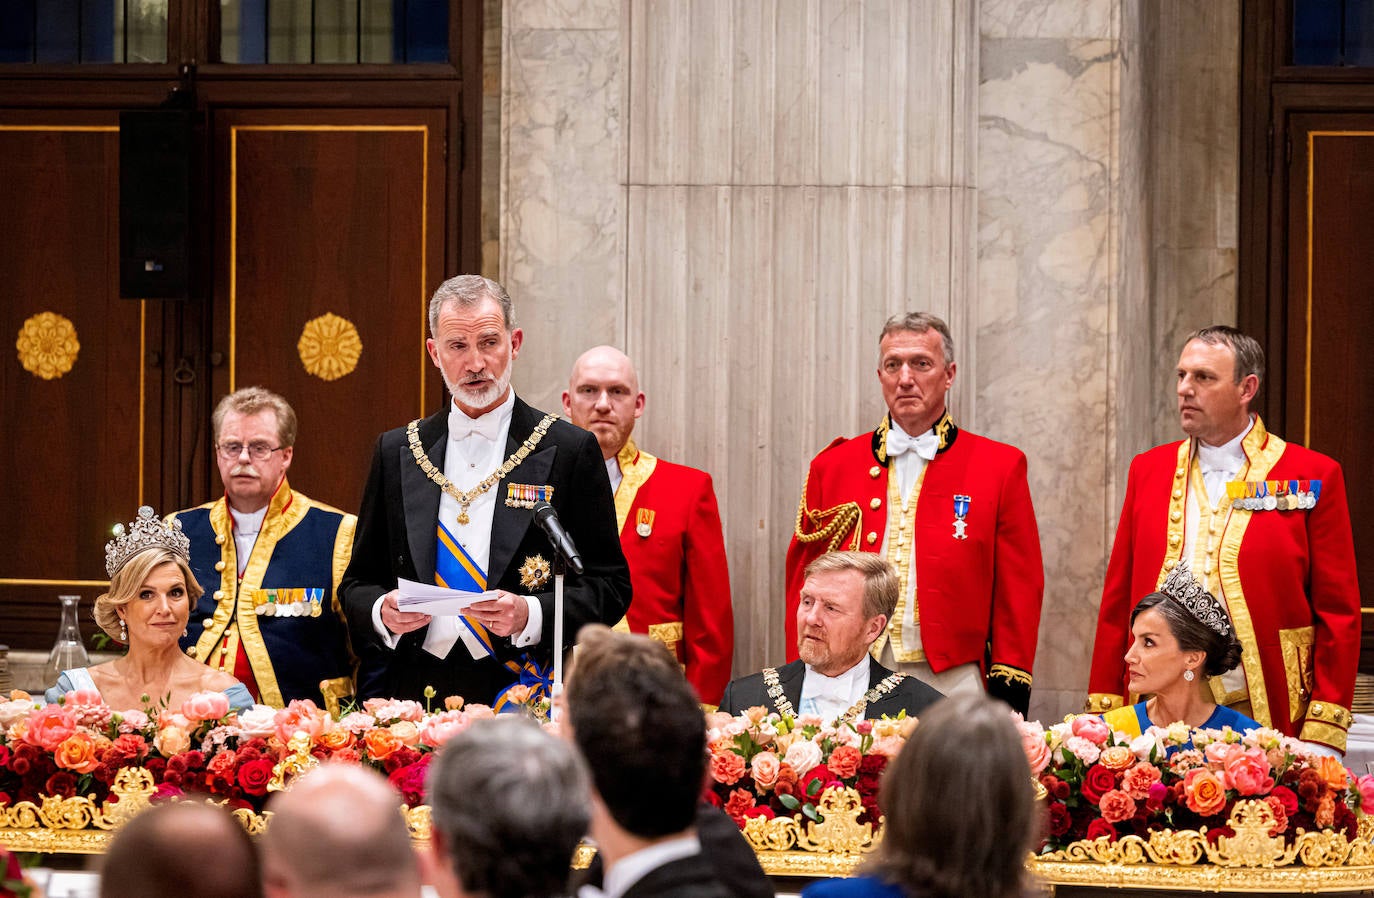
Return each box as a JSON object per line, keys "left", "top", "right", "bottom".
{"left": 721, "top": 552, "right": 943, "bottom": 723}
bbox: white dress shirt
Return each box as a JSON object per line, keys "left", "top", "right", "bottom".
{"left": 605, "top": 455, "right": 623, "bottom": 493}
{"left": 800, "top": 655, "right": 871, "bottom": 722}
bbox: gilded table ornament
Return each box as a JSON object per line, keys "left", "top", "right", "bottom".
{"left": 297, "top": 312, "right": 362, "bottom": 381}
{"left": 15, "top": 311, "right": 79, "bottom": 380}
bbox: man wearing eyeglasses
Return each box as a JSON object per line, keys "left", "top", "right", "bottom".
{"left": 171, "top": 386, "right": 357, "bottom": 708}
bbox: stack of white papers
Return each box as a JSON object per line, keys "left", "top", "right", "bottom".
{"left": 396, "top": 577, "right": 497, "bottom": 616}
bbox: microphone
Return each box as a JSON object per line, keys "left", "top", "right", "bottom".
{"left": 531, "top": 501, "right": 585, "bottom": 575}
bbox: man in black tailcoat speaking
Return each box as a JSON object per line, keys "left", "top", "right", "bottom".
{"left": 341, "top": 275, "right": 631, "bottom": 705}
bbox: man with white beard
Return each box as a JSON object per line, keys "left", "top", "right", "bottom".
{"left": 341, "top": 275, "right": 630, "bottom": 704}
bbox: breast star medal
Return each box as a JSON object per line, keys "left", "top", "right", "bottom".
{"left": 519, "top": 554, "right": 552, "bottom": 590}
{"left": 952, "top": 494, "right": 971, "bottom": 540}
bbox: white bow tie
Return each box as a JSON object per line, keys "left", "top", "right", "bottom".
{"left": 451, "top": 414, "right": 501, "bottom": 443}
{"left": 886, "top": 428, "right": 939, "bottom": 461}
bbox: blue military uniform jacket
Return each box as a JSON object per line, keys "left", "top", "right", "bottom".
{"left": 173, "top": 479, "right": 356, "bottom": 707}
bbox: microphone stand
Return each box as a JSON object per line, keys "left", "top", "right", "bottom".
{"left": 551, "top": 553, "right": 566, "bottom": 721}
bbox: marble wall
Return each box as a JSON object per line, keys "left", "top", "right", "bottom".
{"left": 496, "top": 0, "right": 1239, "bottom": 721}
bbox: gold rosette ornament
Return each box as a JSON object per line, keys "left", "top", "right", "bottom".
{"left": 297, "top": 312, "right": 362, "bottom": 381}
{"left": 519, "top": 555, "right": 552, "bottom": 591}
{"left": 16, "top": 311, "right": 80, "bottom": 380}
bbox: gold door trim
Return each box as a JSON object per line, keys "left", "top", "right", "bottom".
{"left": 1304, "top": 130, "right": 1374, "bottom": 445}
{"left": 228, "top": 124, "right": 431, "bottom": 415}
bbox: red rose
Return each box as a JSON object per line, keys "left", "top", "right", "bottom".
{"left": 0, "top": 745, "right": 9, "bottom": 766}
{"left": 1270, "top": 784, "right": 1298, "bottom": 815}
{"left": 44, "top": 772, "right": 77, "bottom": 798}
{"left": 1084, "top": 818, "right": 1117, "bottom": 842}
{"left": 827, "top": 745, "right": 863, "bottom": 780}
{"left": 742, "top": 805, "right": 776, "bottom": 820}
{"left": 1046, "top": 802, "right": 1071, "bottom": 837}
{"left": 703, "top": 789, "right": 723, "bottom": 809}
{"left": 799, "top": 764, "right": 840, "bottom": 800}
{"left": 724, "top": 787, "right": 756, "bottom": 822}
{"left": 388, "top": 756, "right": 432, "bottom": 808}
{"left": 1080, "top": 764, "right": 1117, "bottom": 804}
{"left": 237, "top": 758, "right": 274, "bottom": 796}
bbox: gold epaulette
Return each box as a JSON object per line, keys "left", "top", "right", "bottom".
{"left": 1086, "top": 693, "right": 1125, "bottom": 713}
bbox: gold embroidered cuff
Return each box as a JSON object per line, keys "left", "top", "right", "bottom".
{"left": 1299, "top": 719, "right": 1349, "bottom": 753}
{"left": 988, "top": 664, "right": 1032, "bottom": 687}
{"left": 1087, "top": 693, "right": 1124, "bottom": 713}
{"left": 1304, "top": 700, "right": 1354, "bottom": 731}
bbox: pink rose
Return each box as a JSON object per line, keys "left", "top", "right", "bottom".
{"left": 464, "top": 704, "right": 496, "bottom": 722}
{"left": 1357, "top": 774, "right": 1374, "bottom": 815}
{"left": 1222, "top": 747, "right": 1274, "bottom": 796}
{"left": 181, "top": 691, "right": 230, "bottom": 723}
{"left": 1019, "top": 721, "right": 1050, "bottom": 776}
{"left": 1071, "top": 715, "right": 1111, "bottom": 746}
{"left": 273, "top": 700, "right": 326, "bottom": 745}
{"left": 1098, "top": 788, "right": 1137, "bottom": 824}
{"left": 23, "top": 704, "right": 77, "bottom": 751}
{"left": 1204, "top": 740, "right": 1241, "bottom": 768}
{"left": 389, "top": 720, "right": 421, "bottom": 747}
{"left": 419, "top": 710, "right": 469, "bottom": 748}
{"left": 869, "top": 735, "right": 906, "bottom": 759}
{"left": 750, "top": 751, "right": 780, "bottom": 790}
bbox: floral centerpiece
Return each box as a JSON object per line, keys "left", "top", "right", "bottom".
{"left": 1023, "top": 713, "right": 1374, "bottom": 856}
{"left": 0, "top": 688, "right": 506, "bottom": 817}
{"left": 702, "top": 707, "right": 914, "bottom": 836}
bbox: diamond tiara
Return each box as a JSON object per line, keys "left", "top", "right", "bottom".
{"left": 104, "top": 506, "right": 191, "bottom": 578}
{"left": 1160, "top": 562, "right": 1232, "bottom": 638}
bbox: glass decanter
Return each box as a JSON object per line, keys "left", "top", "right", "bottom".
{"left": 41, "top": 594, "right": 91, "bottom": 689}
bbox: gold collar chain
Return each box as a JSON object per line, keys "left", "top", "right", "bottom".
{"left": 761, "top": 667, "right": 907, "bottom": 725}
{"left": 407, "top": 414, "right": 559, "bottom": 525}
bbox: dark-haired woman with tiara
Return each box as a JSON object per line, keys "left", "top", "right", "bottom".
{"left": 1104, "top": 563, "right": 1259, "bottom": 739}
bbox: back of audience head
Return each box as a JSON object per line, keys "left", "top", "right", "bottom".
{"left": 567, "top": 624, "right": 705, "bottom": 838}
{"left": 427, "top": 716, "right": 590, "bottom": 898}
{"left": 868, "top": 692, "right": 1038, "bottom": 898}
{"left": 261, "top": 764, "right": 420, "bottom": 898}
{"left": 100, "top": 801, "right": 262, "bottom": 898}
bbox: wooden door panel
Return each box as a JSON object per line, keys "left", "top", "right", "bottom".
{"left": 1287, "top": 116, "right": 1374, "bottom": 669}
{"left": 0, "top": 119, "right": 162, "bottom": 650}
{"left": 212, "top": 110, "right": 447, "bottom": 516}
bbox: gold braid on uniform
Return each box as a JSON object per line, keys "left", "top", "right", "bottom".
{"left": 792, "top": 479, "right": 863, "bottom": 551}
{"left": 988, "top": 664, "right": 1032, "bottom": 688}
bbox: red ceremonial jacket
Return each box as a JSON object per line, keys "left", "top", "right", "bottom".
{"left": 784, "top": 415, "right": 1044, "bottom": 706}
{"left": 1088, "top": 418, "right": 1361, "bottom": 750}
{"left": 614, "top": 440, "right": 734, "bottom": 705}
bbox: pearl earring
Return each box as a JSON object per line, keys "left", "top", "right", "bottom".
{"left": 119, "top": 620, "right": 128, "bottom": 642}
{"left": 1183, "top": 669, "right": 1195, "bottom": 682}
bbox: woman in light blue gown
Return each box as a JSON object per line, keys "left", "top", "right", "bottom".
{"left": 45, "top": 506, "right": 253, "bottom": 713}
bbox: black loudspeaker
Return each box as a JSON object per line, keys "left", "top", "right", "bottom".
{"left": 120, "top": 109, "right": 193, "bottom": 300}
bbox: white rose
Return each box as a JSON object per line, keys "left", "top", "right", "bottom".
{"left": 235, "top": 704, "right": 278, "bottom": 738}
{"left": 784, "top": 740, "right": 824, "bottom": 776}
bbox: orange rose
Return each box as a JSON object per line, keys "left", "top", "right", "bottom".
{"left": 54, "top": 732, "right": 100, "bottom": 774}
{"left": 1183, "top": 767, "right": 1227, "bottom": 816}
{"left": 364, "top": 727, "right": 403, "bottom": 761}
{"left": 443, "top": 696, "right": 464, "bottom": 711}
{"left": 155, "top": 725, "right": 191, "bottom": 757}
{"left": 1098, "top": 746, "right": 1136, "bottom": 772}
{"left": 1317, "top": 755, "right": 1349, "bottom": 792}
{"left": 317, "top": 726, "right": 355, "bottom": 752}
{"left": 503, "top": 684, "right": 532, "bottom": 705}
{"left": 389, "top": 720, "right": 421, "bottom": 747}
